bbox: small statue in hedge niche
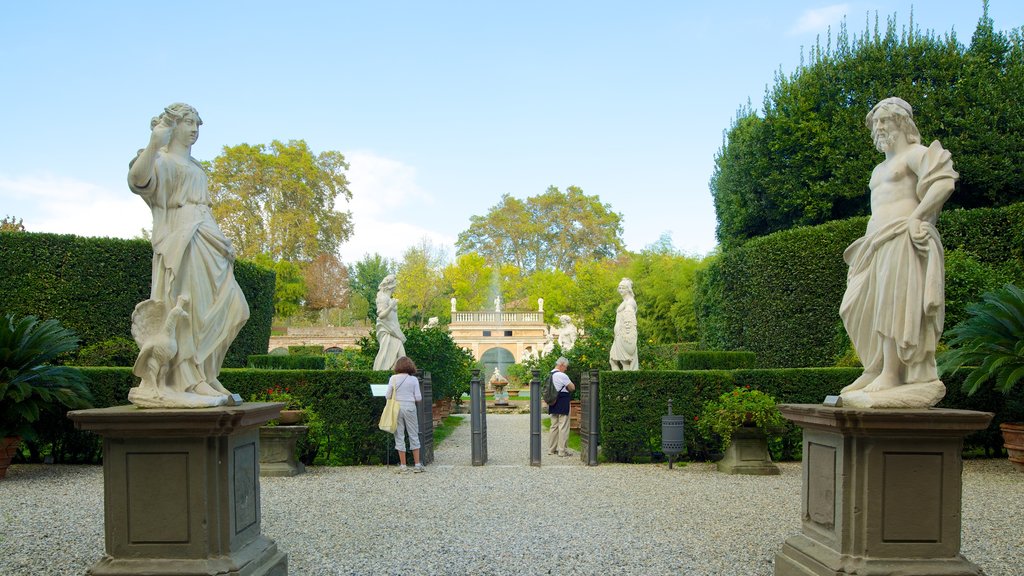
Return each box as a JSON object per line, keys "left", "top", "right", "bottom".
{"left": 127, "top": 103, "right": 249, "bottom": 408}
{"left": 839, "top": 97, "right": 958, "bottom": 408}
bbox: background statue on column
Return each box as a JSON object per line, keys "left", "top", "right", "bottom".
{"left": 127, "top": 103, "right": 250, "bottom": 408}
{"left": 373, "top": 274, "right": 406, "bottom": 370}
{"left": 839, "top": 97, "right": 958, "bottom": 408}
{"left": 556, "top": 314, "right": 579, "bottom": 351}
{"left": 609, "top": 278, "right": 639, "bottom": 370}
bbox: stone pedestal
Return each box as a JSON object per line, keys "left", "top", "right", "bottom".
{"left": 717, "top": 426, "right": 780, "bottom": 475}
{"left": 774, "top": 404, "right": 992, "bottom": 576}
{"left": 259, "top": 425, "right": 308, "bottom": 477}
{"left": 68, "top": 403, "right": 288, "bottom": 576}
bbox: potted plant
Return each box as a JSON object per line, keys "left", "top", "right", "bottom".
{"left": 0, "top": 313, "right": 94, "bottom": 479}
{"left": 695, "top": 386, "right": 785, "bottom": 475}
{"left": 938, "top": 284, "right": 1024, "bottom": 471}
{"left": 250, "top": 386, "right": 306, "bottom": 424}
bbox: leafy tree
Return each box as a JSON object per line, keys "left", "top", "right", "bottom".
{"left": 519, "top": 267, "right": 576, "bottom": 324}
{"left": 456, "top": 186, "right": 624, "bottom": 274}
{"left": 304, "top": 253, "right": 349, "bottom": 315}
{"left": 395, "top": 239, "right": 448, "bottom": 327}
{"left": 626, "top": 234, "right": 705, "bottom": 344}
{"left": 1, "top": 216, "right": 25, "bottom": 232}
{"left": 349, "top": 253, "right": 394, "bottom": 323}
{"left": 442, "top": 251, "right": 523, "bottom": 314}
{"left": 712, "top": 7, "right": 1024, "bottom": 246}
{"left": 253, "top": 254, "right": 305, "bottom": 318}
{"left": 207, "top": 139, "right": 353, "bottom": 261}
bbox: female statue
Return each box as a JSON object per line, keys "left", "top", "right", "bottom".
{"left": 373, "top": 274, "right": 407, "bottom": 370}
{"left": 609, "top": 278, "right": 639, "bottom": 371}
{"left": 127, "top": 103, "right": 249, "bottom": 407}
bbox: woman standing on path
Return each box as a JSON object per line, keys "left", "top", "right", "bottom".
{"left": 387, "top": 356, "right": 424, "bottom": 473}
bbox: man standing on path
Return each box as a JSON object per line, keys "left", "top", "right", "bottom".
{"left": 547, "top": 357, "right": 576, "bottom": 457}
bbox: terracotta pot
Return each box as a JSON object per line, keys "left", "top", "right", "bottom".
{"left": 277, "top": 409, "right": 306, "bottom": 425}
{"left": 569, "top": 400, "right": 582, "bottom": 431}
{"left": 1000, "top": 422, "right": 1024, "bottom": 472}
{"left": 0, "top": 436, "right": 22, "bottom": 480}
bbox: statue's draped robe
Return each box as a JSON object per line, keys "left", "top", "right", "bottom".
{"left": 131, "top": 151, "right": 249, "bottom": 393}
{"left": 610, "top": 298, "right": 639, "bottom": 370}
{"left": 839, "top": 141, "right": 957, "bottom": 385}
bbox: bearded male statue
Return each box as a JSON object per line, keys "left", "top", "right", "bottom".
{"left": 839, "top": 97, "right": 958, "bottom": 408}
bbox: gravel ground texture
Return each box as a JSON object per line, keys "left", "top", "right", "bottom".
{"left": 1, "top": 413, "right": 1022, "bottom": 575}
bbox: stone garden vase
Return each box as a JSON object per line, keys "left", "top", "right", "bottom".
{"left": 277, "top": 409, "right": 306, "bottom": 425}
{"left": 0, "top": 436, "right": 21, "bottom": 479}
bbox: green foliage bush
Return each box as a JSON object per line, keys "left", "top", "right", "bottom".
{"left": 247, "top": 355, "right": 326, "bottom": 370}
{"left": 288, "top": 345, "right": 324, "bottom": 355}
{"left": 0, "top": 232, "right": 275, "bottom": 368}
{"left": 73, "top": 337, "right": 139, "bottom": 367}
{"left": 677, "top": 351, "right": 756, "bottom": 370}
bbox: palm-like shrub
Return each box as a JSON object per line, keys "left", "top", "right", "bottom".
{"left": 938, "top": 284, "right": 1024, "bottom": 396}
{"left": 0, "top": 314, "right": 95, "bottom": 439}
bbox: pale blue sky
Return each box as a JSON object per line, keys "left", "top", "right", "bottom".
{"left": 2, "top": 1, "right": 1021, "bottom": 264}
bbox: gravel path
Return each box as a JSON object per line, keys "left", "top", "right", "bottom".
{"left": 1, "top": 413, "right": 1021, "bottom": 575}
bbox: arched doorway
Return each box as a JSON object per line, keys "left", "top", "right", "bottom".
{"left": 480, "top": 347, "right": 515, "bottom": 382}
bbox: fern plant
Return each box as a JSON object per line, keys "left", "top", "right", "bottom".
{"left": 0, "top": 314, "right": 94, "bottom": 439}
{"left": 938, "top": 284, "right": 1024, "bottom": 396}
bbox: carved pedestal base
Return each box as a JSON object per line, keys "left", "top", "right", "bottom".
{"left": 773, "top": 405, "right": 991, "bottom": 576}
{"left": 69, "top": 403, "right": 288, "bottom": 576}
{"left": 717, "top": 426, "right": 780, "bottom": 475}
{"left": 259, "top": 425, "right": 308, "bottom": 477}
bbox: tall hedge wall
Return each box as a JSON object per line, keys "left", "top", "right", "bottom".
{"left": 598, "top": 369, "right": 1013, "bottom": 464}
{"left": 0, "top": 231, "right": 274, "bottom": 367}
{"left": 695, "top": 203, "right": 1024, "bottom": 368}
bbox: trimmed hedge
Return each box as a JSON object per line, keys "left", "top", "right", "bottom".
{"left": 247, "top": 355, "right": 327, "bottom": 370}
{"left": 696, "top": 203, "right": 1024, "bottom": 368}
{"left": 29, "top": 367, "right": 395, "bottom": 465}
{"left": 0, "top": 231, "right": 274, "bottom": 368}
{"left": 677, "top": 351, "right": 756, "bottom": 370}
{"left": 598, "top": 368, "right": 1014, "bottom": 463}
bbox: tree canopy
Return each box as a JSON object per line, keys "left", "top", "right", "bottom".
{"left": 711, "top": 7, "right": 1024, "bottom": 246}
{"left": 349, "top": 253, "right": 394, "bottom": 323}
{"left": 1, "top": 216, "right": 25, "bottom": 232}
{"left": 304, "top": 252, "right": 349, "bottom": 312}
{"left": 395, "top": 239, "right": 448, "bottom": 327}
{"left": 207, "top": 139, "right": 354, "bottom": 261}
{"left": 456, "top": 186, "right": 624, "bottom": 274}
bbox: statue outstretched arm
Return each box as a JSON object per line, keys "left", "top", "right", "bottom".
{"left": 128, "top": 116, "right": 174, "bottom": 190}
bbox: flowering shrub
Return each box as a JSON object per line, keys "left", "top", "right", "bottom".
{"left": 695, "top": 386, "right": 785, "bottom": 448}
{"left": 250, "top": 386, "right": 304, "bottom": 410}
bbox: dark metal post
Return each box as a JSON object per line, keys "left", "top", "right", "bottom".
{"left": 530, "top": 369, "right": 541, "bottom": 466}
{"left": 470, "top": 369, "right": 487, "bottom": 466}
{"left": 417, "top": 370, "right": 434, "bottom": 465}
{"left": 579, "top": 368, "right": 600, "bottom": 466}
